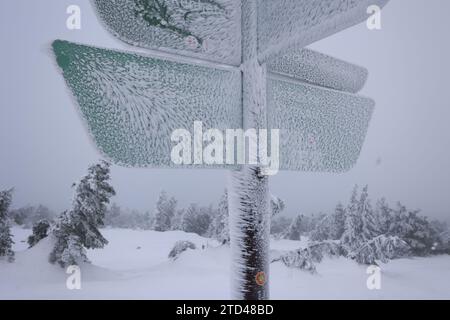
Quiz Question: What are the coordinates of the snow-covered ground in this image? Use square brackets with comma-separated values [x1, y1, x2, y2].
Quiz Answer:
[1, 227, 449, 300]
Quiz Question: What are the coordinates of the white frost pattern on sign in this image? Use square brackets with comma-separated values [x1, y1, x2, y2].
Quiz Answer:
[267, 78, 374, 172]
[257, 0, 389, 62]
[267, 48, 368, 94]
[91, 0, 242, 65]
[52, 40, 242, 168]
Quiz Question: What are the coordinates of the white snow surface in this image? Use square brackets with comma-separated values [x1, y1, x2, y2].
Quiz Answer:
[1, 228, 450, 300]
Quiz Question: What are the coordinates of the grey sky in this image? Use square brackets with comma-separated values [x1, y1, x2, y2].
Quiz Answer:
[1, 0, 449, 220]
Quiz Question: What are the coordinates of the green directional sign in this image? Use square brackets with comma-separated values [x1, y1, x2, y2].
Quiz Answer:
[267, 48, 369, 94]
[53, 40, 242, 168]
[257, 0, 389, 62]
[91, 0, 242, 65]
[267, 77, 374, 172]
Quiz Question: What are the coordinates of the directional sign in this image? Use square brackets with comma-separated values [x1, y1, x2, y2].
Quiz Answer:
[257, 0, 389, 62]
[91, 0, 242, 65]
[267, 76, 374, 172]
[52, 40, 242, 168]
[267, 48, 368, 94]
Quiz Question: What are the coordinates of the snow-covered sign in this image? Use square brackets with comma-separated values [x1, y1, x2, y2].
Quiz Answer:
[267, 49, 374, 172]
[52, 40, 242, 168]
[91, 0, 242, 65]
[257, 0, 389, 62]
[268, 77, 373, 172]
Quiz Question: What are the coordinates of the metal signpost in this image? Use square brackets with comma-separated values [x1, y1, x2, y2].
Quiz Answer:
[53, 0, 389, 300]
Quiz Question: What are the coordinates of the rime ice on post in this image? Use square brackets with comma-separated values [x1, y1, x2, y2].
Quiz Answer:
[52, 0, 390, 300]
[229, 0, 270, 300]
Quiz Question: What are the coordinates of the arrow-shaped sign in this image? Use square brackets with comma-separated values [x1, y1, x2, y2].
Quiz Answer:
[257, 0, 389, 62]
[91, 0, 242, 65]
[53, 40, 242, 169]
[267, 48, 369, 94]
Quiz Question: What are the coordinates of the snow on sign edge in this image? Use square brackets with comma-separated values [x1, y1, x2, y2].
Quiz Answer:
[90, 0, 242, 66]
[258, 0, 390, 63]
[51, 40, 242, 169]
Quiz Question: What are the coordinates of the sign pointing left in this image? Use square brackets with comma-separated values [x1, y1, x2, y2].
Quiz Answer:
[91, 0, 242, 65]
[52, 40, 242, 168]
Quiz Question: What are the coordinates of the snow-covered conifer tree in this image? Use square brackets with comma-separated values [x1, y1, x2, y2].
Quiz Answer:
[270, 216, 292, 236]
[270, 195, 285, 217]
[152, 191, 177, 232]
[170, 209, 184, 231]
[341, 185, 362, 253]
[105, 203, 121, 228]
[376, 198, 392, 234]
[310, 215, 332, 241]
[0, 189, 14, 262]
[353, 234, 410, 265]
[387, 203, 437, 256]
[27, 219, 51, 248]
[49, 160, 115, 267]
[359, 186, 381, 242]
[181, 204, 212, 236]
[209, 189, 230, 244]
[284, 214, 303, 241]
[329, 203, 346, 240]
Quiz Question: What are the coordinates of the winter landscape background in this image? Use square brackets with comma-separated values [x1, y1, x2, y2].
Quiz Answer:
[1, 0, 450, 299]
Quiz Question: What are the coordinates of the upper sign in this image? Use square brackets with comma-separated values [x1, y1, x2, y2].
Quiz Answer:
[92, 0, 389, 66]
[91, 0, 242, 66]
[257, 0, 389, 62]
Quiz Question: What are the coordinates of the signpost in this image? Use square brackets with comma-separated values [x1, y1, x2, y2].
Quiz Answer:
[53, 0, 389, 299]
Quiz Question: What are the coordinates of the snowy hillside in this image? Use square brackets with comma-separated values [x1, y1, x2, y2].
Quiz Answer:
[1, 227, 449, 300]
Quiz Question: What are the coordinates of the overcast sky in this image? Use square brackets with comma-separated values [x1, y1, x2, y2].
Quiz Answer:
[1, 0, 449, 220]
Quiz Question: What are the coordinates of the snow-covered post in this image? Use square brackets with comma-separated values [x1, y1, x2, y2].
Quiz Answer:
[229, 0, 270, 300]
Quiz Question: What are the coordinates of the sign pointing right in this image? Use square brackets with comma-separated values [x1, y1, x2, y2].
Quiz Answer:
[258, 0, 389, 63]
